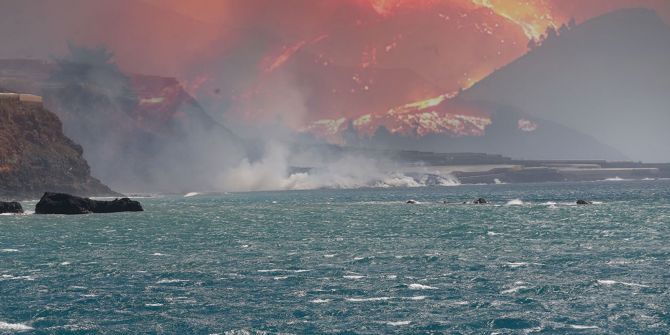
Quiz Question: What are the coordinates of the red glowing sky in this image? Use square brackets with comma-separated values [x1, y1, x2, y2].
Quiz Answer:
[1, 0, 669, 127]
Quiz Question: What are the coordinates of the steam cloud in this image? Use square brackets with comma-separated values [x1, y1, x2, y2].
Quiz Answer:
[218, 142, 460, 192]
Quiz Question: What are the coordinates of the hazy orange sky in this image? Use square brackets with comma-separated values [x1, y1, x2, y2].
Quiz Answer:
[1, 0, 669, 124]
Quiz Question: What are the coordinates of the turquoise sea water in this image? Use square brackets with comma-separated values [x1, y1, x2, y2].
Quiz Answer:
[1, 180, 669, 334]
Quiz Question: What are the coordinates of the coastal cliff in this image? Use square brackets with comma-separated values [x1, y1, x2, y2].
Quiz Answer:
[0, 93, 115, 200]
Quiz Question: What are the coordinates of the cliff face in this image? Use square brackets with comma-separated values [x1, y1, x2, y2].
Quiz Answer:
[0, 58, 244, 193]
[0, 94, 115, 200]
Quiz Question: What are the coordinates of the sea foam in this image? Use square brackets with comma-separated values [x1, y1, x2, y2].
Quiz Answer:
[0, 321, 33, 331]
[408, 283, 438, 290]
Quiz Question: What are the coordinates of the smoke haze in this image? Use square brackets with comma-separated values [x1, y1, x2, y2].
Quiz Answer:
[2, 0, 670, 192]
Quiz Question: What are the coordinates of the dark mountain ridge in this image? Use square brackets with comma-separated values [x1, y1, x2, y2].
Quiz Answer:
[461, 8, 670, 162]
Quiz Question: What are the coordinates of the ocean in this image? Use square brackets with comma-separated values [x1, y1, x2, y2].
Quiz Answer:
[1, 180, 669, 334]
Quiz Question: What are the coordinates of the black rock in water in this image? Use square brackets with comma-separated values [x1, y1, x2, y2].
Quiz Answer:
[93, 197, 144, 213]
[35, 192, 143, 215]
[0, 201, 23, 214]
[473, 198, 488, 204]
[576, 199, 593, 205]
[406, 200, 418, 204]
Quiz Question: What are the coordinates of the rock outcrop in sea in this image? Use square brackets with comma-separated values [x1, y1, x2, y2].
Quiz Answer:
[35, 192, 143, 214]
[0, 201, 23, 213]
[472, 198, 488, 204]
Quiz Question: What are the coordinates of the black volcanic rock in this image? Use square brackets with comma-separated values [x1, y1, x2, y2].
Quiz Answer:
[576, 200, 592, 205]
[91, 197, 144, 213]
[35, 192, 143, 215]
[473, 198, 488, 204]
[0, 201, 23, 213]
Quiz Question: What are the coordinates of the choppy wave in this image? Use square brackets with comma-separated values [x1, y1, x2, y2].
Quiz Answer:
[1, 274, 36, 281]
[505, 199, 524, 206]
[408, 283, 438, 290]
[310, 299, 331, 304]
[569, 325, 600, 329]
[346, 297, 392, 302]
[0, 321, 33, 331]
[597, 279, 650, 288]
[603, 177, 629, 181]
[1, 180, 668, 333]
[156, 279, 190, 284]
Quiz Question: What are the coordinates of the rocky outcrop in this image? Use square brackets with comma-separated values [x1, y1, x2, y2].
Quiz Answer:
[0, 201, 23, 213]
[35, 192, 143, 214]
[576, 200, 592, 205]
[472, 198, 488, 204]
[0, 94, 116, 199]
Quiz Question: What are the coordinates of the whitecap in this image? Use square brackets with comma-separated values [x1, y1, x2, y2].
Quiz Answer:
[151, 253, 165, 256]
[0, 321, 33, 331]
[504, 262, 542, 268]
[408, 283, 438, 290]
[145, 303, 164, 307]
[386, 321, 411, 326]
[504, 262, 529, 268]
[310, 299, 331, 304]
[505, 199, 524, 206]
[569, 325, 599, 329]
[323, 254, 336, 258]
[0, 274, 36, 281]
[487, 231, 502, 236]
[273, 276, 288, 280]
[343, 275, 365, 279]
[606, 259, 632, 265]
[156, 279, 189, 284]
[597, 279, 649, 288]
[0, 249, 19, 252]
[501, 286, 529, 294]
[184, 192, 200, 197]
[406, 296, 427, 300]
[60, 262, 71, 266]
[346, 297, 392, 302]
